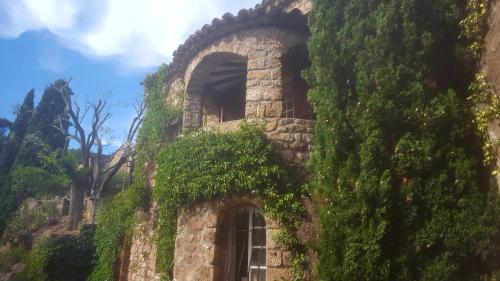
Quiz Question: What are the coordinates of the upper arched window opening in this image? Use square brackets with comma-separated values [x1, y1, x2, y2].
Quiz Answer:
[201, 55, 247, 124]
[282, 46, 314, 120]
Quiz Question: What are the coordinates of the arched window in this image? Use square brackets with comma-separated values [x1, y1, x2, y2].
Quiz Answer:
[282, 46, 314, 120]
[223, 207, 266, 281]
[201, 55, 247, 125]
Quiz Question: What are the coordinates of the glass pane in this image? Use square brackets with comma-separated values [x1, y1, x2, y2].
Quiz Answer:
[250, 248, 266, 266]
[250, 268, 266, 281]
[252, 229, 266, 246]
[235, 209, 249, 231]
[253, 212, 265, 228]
[235, 224, 249, 279]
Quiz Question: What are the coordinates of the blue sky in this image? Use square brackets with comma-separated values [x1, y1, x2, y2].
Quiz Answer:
[0, 0, 260, 148]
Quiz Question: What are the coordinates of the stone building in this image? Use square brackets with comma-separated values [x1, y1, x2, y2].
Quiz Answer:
[121, 0, 500, 280]
[123, 0, 315, 280]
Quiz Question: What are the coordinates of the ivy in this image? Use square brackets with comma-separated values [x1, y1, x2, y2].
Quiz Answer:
[90, 64, 180, 281]
[88, 182, 147, 281]
[468, 73, 500, 175]
[135, 64, 183, 177]
[307, 0, 500, 280]
[154, 122, 306, 280]
[462, 0, 500, 176]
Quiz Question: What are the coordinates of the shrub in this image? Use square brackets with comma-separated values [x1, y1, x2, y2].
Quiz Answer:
[11, 166, 68, 198]
[0, 245, 28, 273]
[25, 225, 96, 281]
[3, 199, 57, 246]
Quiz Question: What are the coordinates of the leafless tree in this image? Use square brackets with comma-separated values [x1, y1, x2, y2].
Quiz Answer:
[54, 79, 145, 230]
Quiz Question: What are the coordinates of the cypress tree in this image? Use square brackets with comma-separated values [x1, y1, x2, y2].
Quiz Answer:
[0, 90, 35, 234]
[27, 79, 69, 151]
[14, 80, 70, 167]
[0, 118, 12, 162]
[307, 0, 500, 280]
[0, 90, 34, 174]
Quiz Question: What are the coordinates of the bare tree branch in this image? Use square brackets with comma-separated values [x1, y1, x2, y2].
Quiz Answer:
[53, 79, 145, 227]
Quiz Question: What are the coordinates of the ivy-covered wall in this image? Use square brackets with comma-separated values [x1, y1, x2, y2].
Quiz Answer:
[89, 1, 500, 281]
[307, 0, 500, 280]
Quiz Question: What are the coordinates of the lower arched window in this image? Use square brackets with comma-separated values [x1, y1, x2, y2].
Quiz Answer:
[223, 207, 266, 281]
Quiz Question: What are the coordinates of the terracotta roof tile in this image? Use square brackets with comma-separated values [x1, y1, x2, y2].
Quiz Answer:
[164, 1, 307, 84]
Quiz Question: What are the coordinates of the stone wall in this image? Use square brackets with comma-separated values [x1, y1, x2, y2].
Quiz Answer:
[206, 117, 314, 166]
[81, 197, 102, 225]
[127, 212, 161, 281]
[182, 27, 307, 131]
[172, 195, 293, 281]
[167, 78, 185, 110]
[265, 118, 314, 165]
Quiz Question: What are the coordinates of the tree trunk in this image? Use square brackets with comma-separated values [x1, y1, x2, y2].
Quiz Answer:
[67, 182, 85, 230]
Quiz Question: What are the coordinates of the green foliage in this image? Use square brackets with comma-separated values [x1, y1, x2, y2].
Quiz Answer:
[469, 73, 500, 175]
[307, 0, 500, 280]
[10, 166, 68, 198]
[3, 199, 59, 245]
[90, 65, 179, 281]
[89, 182, 148, 281]
[0, 245, 28, 273]
[0, 89, 34, 174]
[25, 225, 96, 281]
[25, 80, 69, 152]
[154, 123, 305, 279]
[0, 118, 12, 158]
[135, 64, 182, 177]
[101, 171, 129, 198]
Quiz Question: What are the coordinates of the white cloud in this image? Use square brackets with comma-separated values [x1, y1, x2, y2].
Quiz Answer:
[0, 0, 261, 68]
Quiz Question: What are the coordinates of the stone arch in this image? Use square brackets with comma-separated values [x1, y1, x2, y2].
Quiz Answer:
[214, 197, 264, 281]
[212, 195, 288, 281]
[181, 28, 308, 131]
[172, 195, 291, 281]
[183, 52, 248, 130]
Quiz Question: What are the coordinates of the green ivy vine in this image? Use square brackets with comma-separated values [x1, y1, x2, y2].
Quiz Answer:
[90, 64, 180, 281]
[468, 73, 500, 175]
[461, 0, 500, 176]
[88, 182, 147, 281]
[154, 122, 307, 280]
[307, 0, 500, 280]
[135, 64, 183, 178]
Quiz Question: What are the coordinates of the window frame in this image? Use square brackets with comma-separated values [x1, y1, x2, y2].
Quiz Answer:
[226, 206, 267, 281]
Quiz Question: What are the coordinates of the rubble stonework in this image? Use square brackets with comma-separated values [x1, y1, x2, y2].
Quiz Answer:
[182, 27, 307, 130]
[207, 118, 314, 166]
[172, 196, 293, 281]
[126, 0, 313, 280]
[127, 213, 161, 281]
